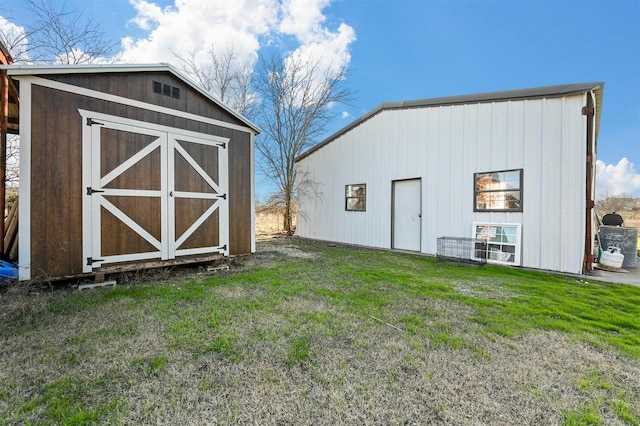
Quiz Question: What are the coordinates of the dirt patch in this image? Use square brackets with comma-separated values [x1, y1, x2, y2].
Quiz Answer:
[232, 235, 316, 270]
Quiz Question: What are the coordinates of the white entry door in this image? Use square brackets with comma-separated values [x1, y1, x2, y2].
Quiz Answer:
[81, 111, 229, 272]
[392, 179, 422, 251]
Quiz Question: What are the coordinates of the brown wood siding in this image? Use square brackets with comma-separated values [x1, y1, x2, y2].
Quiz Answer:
[101, 130, 161, 190]
[228, 129, 252, 255]
[174, 139, 219, 192]
[29, 73, 254, 278]
[30, 85, 84, 278]
[101, 197, 161, 256]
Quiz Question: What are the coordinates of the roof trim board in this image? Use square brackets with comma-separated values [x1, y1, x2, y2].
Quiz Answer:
[0, 62, 261, 134]
[296, 82, 604, 162]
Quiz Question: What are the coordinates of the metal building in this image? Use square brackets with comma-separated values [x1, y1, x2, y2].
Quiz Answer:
[295, 83, 604, 274]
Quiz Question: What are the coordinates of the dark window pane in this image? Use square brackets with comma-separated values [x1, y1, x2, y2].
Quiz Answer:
[346, 198, 366, 211]
[346, 184, 365, 198]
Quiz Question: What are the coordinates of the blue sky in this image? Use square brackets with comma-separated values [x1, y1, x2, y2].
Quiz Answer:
[2, 0, 639, 199]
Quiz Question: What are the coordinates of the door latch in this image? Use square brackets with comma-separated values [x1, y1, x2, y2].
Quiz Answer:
[87, 187, 105, 195]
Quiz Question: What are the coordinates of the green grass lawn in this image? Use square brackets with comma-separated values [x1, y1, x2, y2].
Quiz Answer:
[1, 237, 639, 425]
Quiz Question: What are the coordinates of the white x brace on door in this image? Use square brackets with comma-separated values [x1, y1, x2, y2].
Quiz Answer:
[81, 111, 229, 272]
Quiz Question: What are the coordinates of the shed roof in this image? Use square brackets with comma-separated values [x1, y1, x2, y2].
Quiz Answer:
[297, 82, 604, 162]
[0, 62, 260, 134]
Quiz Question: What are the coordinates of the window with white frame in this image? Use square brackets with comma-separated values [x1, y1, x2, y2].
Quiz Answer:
[345, 184, 366, 211]
[472, 222, 521, 266]
[474, 169, 523, 212]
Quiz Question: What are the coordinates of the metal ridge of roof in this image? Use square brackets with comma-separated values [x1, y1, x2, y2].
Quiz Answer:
[296, 82, 604, 162]
[0, 62, 261, 134]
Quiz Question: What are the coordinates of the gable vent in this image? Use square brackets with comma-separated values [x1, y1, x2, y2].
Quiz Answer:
[152, 80, 181, 99]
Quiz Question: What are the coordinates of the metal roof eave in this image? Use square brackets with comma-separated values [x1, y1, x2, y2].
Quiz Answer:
[296, 82, 604, 162]
[592, 84, 604, 140]
[0, 63, 261, 135]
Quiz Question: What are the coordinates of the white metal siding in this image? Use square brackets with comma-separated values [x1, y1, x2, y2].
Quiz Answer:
[297, 93, 588, 273]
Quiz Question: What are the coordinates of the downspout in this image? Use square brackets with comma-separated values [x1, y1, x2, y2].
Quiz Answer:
[582, 93, 596, 273]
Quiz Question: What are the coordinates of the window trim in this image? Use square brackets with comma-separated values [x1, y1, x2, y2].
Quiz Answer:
[474, 168, 523, 212]
[345, 183, 366, 212]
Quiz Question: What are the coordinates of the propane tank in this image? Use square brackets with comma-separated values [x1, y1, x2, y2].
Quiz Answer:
[599, 246, 624, 269]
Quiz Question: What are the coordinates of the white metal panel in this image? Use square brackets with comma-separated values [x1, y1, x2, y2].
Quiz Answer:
[539, 98, 563, 272]
[521, 99, 544, 269]
[506, 101, 526, 165]
[435, 106, 453, 235]
[475, 103, 493, 169]
[559, 94, 588, 271]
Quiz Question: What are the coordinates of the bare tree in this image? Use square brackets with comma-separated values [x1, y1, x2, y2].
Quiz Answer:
[254, 53, 354, 235]
[0, 15, 28, 63]
[1, 0, 117, 64]
[1, 0, 117, 216]
[173, 46, 257, 118]
[596, 193, 633, 216]
[4, 134, 19, 187]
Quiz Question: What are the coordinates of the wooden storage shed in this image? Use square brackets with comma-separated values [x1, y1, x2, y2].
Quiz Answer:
[295, 83, 604, 275]
[0, 64, 259, 281]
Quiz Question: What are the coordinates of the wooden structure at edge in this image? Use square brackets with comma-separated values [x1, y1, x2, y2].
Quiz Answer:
[1, 42, 20, 259]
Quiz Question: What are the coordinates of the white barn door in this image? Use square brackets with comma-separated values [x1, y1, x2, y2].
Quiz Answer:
[392, 179, 422, 251]
[81, 111, 229, 272]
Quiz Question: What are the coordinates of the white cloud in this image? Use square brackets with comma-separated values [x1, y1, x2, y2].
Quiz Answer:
[0, 16, 29, 62]
[120, 0, 355, 83]
[596, 158, 640, 198]
[284, 22, 356, 76]
[341, 111, 350, 119]
[279, 0, 356, 77]
[272, 0, 356, 109]
[279, 0, 331, 42]
[128, 0, 166, 31]
[121, 0, 279, 68]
